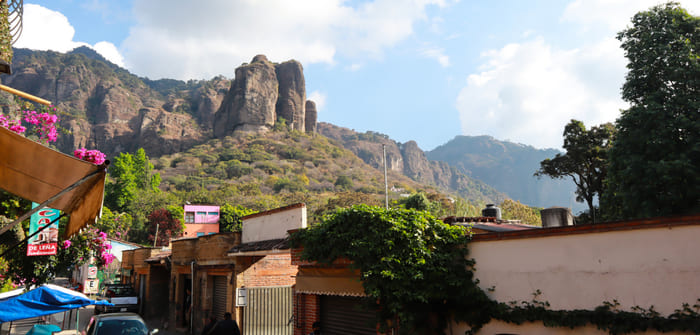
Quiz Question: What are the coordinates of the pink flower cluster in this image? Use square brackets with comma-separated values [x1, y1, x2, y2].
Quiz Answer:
[90, 229, 114, 267]
[23, 110, 58, 142]
[0, 109, 59, 143]
[74, 148, 107, 165]
[0, 114, 26, 134]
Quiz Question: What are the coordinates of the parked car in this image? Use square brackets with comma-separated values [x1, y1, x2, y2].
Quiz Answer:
[94, 284, 139, 314]
[84, 313, 158, 335]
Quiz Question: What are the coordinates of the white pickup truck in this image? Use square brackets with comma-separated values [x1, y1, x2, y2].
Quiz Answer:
[95, 284, 139, 314]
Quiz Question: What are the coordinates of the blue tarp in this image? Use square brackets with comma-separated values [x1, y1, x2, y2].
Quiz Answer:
[0, 284, 112, 322]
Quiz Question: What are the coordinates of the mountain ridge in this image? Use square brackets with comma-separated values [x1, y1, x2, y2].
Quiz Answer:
[0, 47, 579, 210]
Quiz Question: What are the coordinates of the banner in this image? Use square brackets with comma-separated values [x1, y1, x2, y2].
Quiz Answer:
[27, 203, 60, 256]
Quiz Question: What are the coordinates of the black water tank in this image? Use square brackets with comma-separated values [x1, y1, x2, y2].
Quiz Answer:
[482, 204, 501, 219]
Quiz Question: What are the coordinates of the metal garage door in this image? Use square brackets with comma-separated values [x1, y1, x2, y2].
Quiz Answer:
[243, 286, 293, 335]
[320, 295, 376, 335]
[211, 275, 228, 321]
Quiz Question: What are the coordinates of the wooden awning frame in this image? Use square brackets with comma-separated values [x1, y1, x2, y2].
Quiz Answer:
[0, 126, 107, 238]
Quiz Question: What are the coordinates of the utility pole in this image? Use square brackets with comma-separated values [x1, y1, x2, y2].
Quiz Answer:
[153, 223, 159, 247]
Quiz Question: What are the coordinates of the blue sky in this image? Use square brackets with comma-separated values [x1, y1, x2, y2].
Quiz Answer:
[14, 0, 700, 151]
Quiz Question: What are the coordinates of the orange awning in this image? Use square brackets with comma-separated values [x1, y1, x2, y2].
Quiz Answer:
[0, 126, 107, 238]
[295, 267, 366, 297]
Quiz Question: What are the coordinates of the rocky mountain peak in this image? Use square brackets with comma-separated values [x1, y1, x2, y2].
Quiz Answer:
[213, 55, 316, 137]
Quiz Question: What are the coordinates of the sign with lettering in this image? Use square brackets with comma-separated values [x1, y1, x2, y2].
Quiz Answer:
[84, 279, 99, 294]
[27, 203, 60, 256]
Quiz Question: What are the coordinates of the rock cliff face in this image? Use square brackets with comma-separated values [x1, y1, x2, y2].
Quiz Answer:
[213, 55, 316, 138]
[3, 49, 318, 157]
[305, 100, 317, 133]
[213, 55, 278, 136]
[316, 122, 505, 203]
[275, 60, 306, 131]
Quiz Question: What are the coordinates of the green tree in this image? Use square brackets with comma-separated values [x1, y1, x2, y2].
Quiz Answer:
[403, 192, 430, 211]
[218, 204, 257, 232]
[499, 199, 542, 226]
[290, 205, 494, 334]
[133, 148, 161, 191]
[602, 3, 700, 219]
[105, 152, 137, 211]
[105, 149, 161, 212]
[94, 207, 133, 239]
[535, 120, 615, 219]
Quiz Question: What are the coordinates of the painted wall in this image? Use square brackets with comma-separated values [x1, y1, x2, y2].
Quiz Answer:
[184, 204, 220, 224]
[453, 222, 700, 334]
[242, 203, 307, 243]
[183, 204, 220, 237]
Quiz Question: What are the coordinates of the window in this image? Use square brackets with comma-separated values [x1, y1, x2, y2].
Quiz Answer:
[207, 211, 218, 216]
[185, 212, 194, 224]
[196, 232, 204, 237]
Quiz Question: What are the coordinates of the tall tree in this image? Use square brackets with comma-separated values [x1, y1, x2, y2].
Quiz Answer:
[602, 3, 700, 219]
[105, 149, 162, 212]
[536, 120, 615, 218]
[147, 208, 183, 247]
[218, 204, 257, 232]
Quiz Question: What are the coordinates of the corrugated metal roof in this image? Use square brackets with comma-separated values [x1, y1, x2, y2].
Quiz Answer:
[227, 238, 289, 254]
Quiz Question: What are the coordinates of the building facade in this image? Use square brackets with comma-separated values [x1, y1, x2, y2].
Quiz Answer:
[183, 204, 220, 237]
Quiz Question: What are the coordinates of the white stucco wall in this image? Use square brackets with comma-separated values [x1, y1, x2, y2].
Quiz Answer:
[454, 223, 700, 334]
[242, 204, 307, 243]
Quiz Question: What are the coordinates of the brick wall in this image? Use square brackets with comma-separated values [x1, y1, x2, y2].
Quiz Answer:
[294, 293, 320, 335]
[238, 253, 297, 287]
[196, 233, 239, 263]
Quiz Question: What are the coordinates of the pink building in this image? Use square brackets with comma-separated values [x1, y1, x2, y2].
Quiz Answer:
[183, 204, 220, 237]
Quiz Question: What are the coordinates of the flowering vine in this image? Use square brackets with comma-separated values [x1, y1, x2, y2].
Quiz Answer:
[74, 148, 107, 165]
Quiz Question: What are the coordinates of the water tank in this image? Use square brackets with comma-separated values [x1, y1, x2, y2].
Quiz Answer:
[481, 204, 501, 220]
[540, 207, 574, 227]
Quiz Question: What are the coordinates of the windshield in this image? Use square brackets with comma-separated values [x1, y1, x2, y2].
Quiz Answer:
[95, 319, 148, 335]
[103, 285, 136, 297]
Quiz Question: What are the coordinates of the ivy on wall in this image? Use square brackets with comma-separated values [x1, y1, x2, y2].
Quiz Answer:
[290, 205, 700, 335]
[0, 2, 12, 65]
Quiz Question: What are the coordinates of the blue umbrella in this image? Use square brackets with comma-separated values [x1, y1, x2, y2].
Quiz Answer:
[0, 284, 112, 322]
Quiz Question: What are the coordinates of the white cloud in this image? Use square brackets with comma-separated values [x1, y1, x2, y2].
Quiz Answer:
[456, 37, 627, 149]
[454, 0, 700, 149]
[93, 41, 125, 67]
[122, 0, 445, 80]
[420, 47, 450, 67]
[562, 0, 700, 32]
[308, 90, 326, 114]
[14, 4, 83, 52]
[14, 4, 126, 67]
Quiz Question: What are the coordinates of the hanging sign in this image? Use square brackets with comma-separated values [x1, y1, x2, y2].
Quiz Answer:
[27, 203, 60, 256]
[84, 279, 100, 294]
[87, 265, 98, 279]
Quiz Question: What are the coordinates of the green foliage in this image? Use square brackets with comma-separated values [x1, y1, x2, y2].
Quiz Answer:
[290, 205, 494, 334]
[218, 204, 257, 232]
[602, 3, 700, 220]
[535, 119, 614, 218]
[499, 199, 542, 226]
[0, 1, 12, 64]
[334, 175, 353, 190]
[291, 205, 700, 334]
[404, 192, 430, 211]
[94, 207, 133, 239]
[1, 224, 112, 289]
